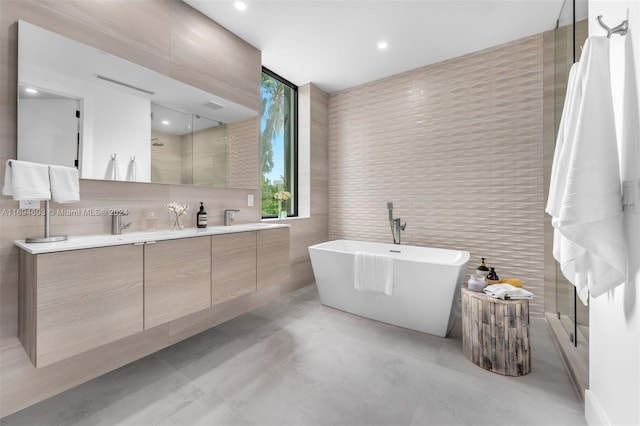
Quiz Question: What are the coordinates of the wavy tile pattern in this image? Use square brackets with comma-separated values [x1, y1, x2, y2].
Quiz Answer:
[228, 117, 259, 189]
[329, 35, 545, 317]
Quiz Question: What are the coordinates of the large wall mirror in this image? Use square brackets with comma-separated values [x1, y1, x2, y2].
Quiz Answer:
[17, 21, 259, 189]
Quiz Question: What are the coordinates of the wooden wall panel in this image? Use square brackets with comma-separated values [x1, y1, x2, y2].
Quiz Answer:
[257, 228, 290, 289]
[169, 0, 261, 111]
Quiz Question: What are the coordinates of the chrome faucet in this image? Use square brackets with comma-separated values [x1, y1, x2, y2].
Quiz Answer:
[387, 202, 406, 245]
[111, 211, 131, 235]
[224, 209, 240, 226]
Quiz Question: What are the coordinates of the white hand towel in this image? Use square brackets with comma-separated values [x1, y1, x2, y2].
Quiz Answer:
[2, 159, 51, 200]
[49, 165, 80, 203]
[547, 36, 627, 303]
[483, 284, 533, 300]
[354, 252, 394, 296]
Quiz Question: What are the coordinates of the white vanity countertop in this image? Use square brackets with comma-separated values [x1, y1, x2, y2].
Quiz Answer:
[15, 223, 290, 254]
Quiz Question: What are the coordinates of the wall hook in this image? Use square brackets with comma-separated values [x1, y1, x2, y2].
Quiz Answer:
[596, 15, 629, 38]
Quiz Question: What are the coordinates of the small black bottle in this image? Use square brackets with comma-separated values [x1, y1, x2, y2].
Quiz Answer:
[197, 202, 207, 228]
[487, 267, 500, 284]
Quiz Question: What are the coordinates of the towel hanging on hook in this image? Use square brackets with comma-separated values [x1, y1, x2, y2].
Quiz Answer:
[596, 15, 629, 38]
[127, 156, 137, 182]
[107, 153, 119, 180]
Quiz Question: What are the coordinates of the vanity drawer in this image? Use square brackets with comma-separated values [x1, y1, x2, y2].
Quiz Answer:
[143, 236, 211, 329]
[212, 231, 257, 304]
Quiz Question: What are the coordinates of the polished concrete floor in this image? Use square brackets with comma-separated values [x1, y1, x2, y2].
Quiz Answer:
[3, 285, 586, 426]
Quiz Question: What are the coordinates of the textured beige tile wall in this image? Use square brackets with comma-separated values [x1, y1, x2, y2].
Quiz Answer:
[228, 117, 260, 189]
[193, 125, 227, 187]
[151, 119, 258, 189]
[151, 130, 183, 184]
[329, 34, 545, 317]
[543, 27, 557, 315]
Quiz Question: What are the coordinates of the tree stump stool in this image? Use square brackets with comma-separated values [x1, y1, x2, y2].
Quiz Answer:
[461, 287, 531, 376]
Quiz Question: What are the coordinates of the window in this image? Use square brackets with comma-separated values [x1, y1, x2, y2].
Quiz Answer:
[261, 67, 298, 218]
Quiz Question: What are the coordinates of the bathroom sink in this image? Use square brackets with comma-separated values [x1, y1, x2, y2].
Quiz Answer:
[216, 223, 279, 232]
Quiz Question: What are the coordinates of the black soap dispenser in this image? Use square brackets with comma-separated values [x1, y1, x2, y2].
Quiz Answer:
[476, 257, 490, 279]
[197, 202, 207, 228]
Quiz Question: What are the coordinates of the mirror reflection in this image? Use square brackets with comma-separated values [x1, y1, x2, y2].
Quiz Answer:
[151, 104, 228, 187]
[17, 20, 258, 188]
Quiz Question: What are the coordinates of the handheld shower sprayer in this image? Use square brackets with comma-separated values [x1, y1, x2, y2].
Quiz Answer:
[387, 201, 394, 222]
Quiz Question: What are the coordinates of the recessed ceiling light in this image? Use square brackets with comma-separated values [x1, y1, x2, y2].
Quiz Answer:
[234, 1, 247, 11]
[25, 87, 38, 94]
[161, 120, 170, 125]
[377, 41, 389, 50]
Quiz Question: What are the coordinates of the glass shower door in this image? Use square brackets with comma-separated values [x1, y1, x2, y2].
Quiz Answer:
[553, 0, 589, 346]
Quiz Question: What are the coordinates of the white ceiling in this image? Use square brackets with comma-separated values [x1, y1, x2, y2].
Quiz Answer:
[185, 0, 570, 93]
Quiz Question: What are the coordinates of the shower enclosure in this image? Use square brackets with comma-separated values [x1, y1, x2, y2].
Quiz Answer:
[553, 0, 589, 348]
[543, 0, 590, 400]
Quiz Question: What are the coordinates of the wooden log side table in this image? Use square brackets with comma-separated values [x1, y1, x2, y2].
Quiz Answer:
[461, 287, 531, 376]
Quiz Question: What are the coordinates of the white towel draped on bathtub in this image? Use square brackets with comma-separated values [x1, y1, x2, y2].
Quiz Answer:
[354, 252, 394, 296]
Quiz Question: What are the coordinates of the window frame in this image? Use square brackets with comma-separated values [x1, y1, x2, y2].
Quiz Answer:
[261, 67, 298, 219]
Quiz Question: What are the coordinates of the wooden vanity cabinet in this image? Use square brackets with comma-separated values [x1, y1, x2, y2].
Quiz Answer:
[18, 226, 290, 367]
[211, 231, 257, 304]
[257, 227, 290, 289]
[19, 245, 144, 368]
[143, 236, 211, 329]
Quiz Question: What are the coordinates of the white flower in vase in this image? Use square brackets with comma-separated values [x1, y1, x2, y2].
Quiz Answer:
[166, 202, 189, 230]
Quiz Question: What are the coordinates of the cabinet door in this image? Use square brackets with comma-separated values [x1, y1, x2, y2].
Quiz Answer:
[212, 231, 257, 304]
[35, 244, 143, 367]
[257, 228, 290, 289]
[144, 236, 211, 329]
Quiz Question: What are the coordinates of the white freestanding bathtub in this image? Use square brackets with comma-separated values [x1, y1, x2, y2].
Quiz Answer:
[308, 240, 470, 337]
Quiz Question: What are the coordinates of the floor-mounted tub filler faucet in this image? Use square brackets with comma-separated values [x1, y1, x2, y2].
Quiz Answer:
[224, 209, 240, 226]
[387, 202, 406, 245]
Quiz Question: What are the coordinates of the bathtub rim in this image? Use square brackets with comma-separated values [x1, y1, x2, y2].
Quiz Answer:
[309, 239, 470, 267]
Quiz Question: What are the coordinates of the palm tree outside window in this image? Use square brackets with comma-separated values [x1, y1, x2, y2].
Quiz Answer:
[261, 68, 298, 218]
